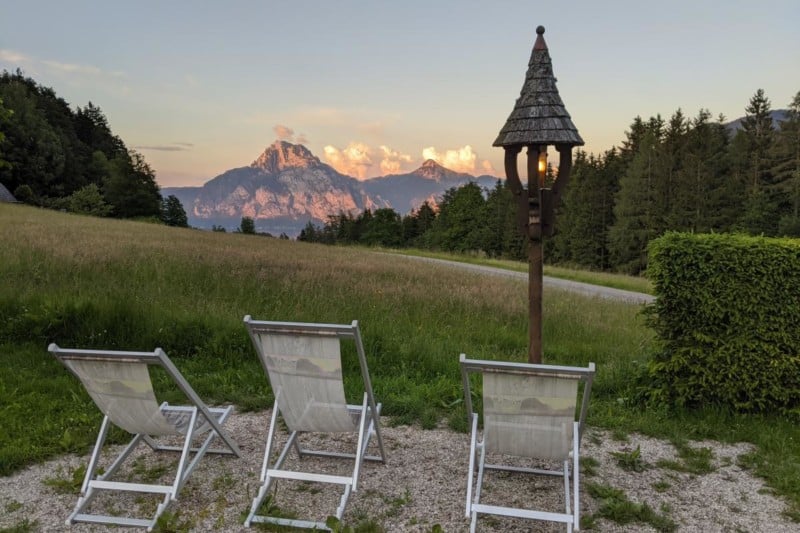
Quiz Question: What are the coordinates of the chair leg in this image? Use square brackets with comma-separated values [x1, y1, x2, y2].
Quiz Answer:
[573, 421, 580, 531]
[69, 417, 198, 530]
[352, 393, 369, 492]
[470, 435, 488, 533]
[258, 399, 282, 483]
[171, 407, 199, 496]
[370, 402, 386, 464]
[246, 400, 287, 527]
[178, 406, 237, 484]
[68, 415, 111, 525]
[245, 398, 379, 529]
[465, 412, 478, 519]
[335, 484, 353, 520]
[564, 459, 573, 533]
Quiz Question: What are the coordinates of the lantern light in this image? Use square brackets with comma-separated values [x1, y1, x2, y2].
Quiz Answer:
[538, 151, 547, 183]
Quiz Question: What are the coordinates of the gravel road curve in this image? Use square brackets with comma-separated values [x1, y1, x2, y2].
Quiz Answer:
[393, 255, 655, 305]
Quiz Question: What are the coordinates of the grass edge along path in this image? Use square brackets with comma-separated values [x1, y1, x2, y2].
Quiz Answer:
[383, 247, 654, 295]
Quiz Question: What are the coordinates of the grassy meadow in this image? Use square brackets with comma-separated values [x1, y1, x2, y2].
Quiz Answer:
[1, 203, 799, 519]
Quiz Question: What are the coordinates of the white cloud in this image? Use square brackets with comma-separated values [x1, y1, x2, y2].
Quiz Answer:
[0, 49, 127, 87]
[41, 60, 102, 76]
[481, 159, 496, 174]
[0, 49, 29, 63]
[324, 142, 414, 179]
[323, 142, 374, 180]
[273, 124, 295, 141]
[378, 145, 413, 175]
[422, 145, 480, 174]
[41, 59, 125, 80]
[272, 124, 308, 145]
[135, 143, 194, 152]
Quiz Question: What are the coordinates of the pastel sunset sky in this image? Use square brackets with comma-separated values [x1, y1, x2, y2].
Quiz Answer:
[1, 0, 798, 187]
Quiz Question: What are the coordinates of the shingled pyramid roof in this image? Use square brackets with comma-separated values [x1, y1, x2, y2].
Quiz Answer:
[493, 26, 583, 148]
[0, 182, 18, 203]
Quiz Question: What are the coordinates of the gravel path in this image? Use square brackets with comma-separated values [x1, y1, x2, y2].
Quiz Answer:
[1, 410, 795, 532]
[390, 255, 655, 305]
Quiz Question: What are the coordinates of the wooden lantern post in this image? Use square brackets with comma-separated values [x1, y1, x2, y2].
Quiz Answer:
[493, 26, 584, 363]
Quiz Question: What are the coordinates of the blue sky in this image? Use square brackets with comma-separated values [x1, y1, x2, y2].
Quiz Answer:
[1, 0, 798, 187]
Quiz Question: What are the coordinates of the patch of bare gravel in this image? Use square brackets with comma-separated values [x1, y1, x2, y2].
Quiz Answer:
[1, 409, 797, 532]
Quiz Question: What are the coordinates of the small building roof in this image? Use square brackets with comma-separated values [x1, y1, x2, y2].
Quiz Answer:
[493, 26, 584, 148]
[0, 182, 18, 203]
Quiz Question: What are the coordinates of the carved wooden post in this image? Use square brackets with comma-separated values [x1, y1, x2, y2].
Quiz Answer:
[493, 26, 583, 363]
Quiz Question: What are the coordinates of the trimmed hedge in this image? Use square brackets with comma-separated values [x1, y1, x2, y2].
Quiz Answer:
[644, 232, 800, 415]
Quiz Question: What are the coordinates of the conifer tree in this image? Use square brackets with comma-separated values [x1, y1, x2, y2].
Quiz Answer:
[555, 150, 620, 269]
[482, 180, 512, 258]
[362, 208, 403, 247]
[161, 195, 188, 227]
[238, 216, 256, 234]
[426, 183, 486, 252]
[609, 131, 661, 274]
[741, 89, 775, 192]
[660, 109, 689, 228]
[673, 109, 738, 232]
[737, 89, 778, 234]
[415, 201, 436, 235]
[771, 91, 800, 235]
[0, 97, 10, 169]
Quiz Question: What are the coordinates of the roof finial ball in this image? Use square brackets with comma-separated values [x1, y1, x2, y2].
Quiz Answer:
[536, 25, 545, 35]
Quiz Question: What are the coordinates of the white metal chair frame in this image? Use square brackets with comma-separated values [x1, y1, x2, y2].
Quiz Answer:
[49, 344, 242, 531]
[460, 354, 595, 533]
[243, 316, 387, 530]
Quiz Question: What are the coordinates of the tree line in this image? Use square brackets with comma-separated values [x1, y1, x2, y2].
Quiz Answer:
[2, 72, 797, 272]
[0, 70, 187, 226]
[298, 182, 528, 259]
[301, 89, 800, 274]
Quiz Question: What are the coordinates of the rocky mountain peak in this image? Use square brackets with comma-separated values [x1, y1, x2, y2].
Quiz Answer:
[415, 159, 447, 180]
[250, 140, 321, 173]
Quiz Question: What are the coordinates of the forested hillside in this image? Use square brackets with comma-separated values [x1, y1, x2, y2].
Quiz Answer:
[0, 70, 185, 225]
[303, 90, 800, 274]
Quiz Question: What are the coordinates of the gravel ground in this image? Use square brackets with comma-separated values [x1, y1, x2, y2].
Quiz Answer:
[1, 409, 796, 532]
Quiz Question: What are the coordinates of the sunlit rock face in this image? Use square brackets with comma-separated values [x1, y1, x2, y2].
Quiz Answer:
[250, 141, 321, 173]
[190, 141, 385, 232]
[415, 159, 453, 181]
[162, 141, 497, 236]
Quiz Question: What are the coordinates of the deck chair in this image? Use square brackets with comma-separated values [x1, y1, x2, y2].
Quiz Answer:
[460, 354, 595, 533]
[243, 316, 386, 530]
[48, 344, 242, 531]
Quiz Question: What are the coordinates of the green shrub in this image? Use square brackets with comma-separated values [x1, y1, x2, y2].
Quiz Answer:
[67, 184, 113, 217]
[644, 232, 800, 415]
[13, 184, 36, 205]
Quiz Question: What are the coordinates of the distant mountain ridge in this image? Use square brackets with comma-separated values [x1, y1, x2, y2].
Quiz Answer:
[725, 109, 789, 133]
[362, 159, 497, 215]
[163, 141, 498, 236]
